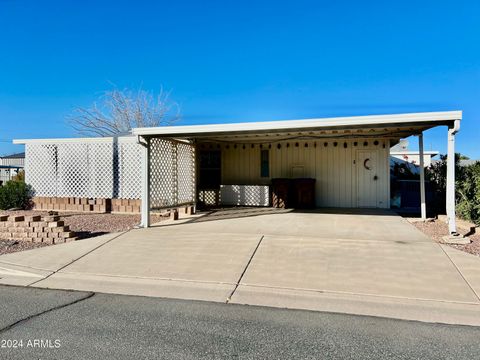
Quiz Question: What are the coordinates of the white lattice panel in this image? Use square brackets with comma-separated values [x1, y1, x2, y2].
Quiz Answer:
[25, 137, 142, 199]
[220, 185, 270, 206]
[25, 144, 58, 196]
[25, 136, 194, 207]
[118, 142, 142, 199]
[149, 139, 195, 209]
[198, 190, 218, 206]
[177, 142, 196, 204]
[149, 138, 175, 208]
[88, 142, 114, 198]
[57, 143, 90, 197]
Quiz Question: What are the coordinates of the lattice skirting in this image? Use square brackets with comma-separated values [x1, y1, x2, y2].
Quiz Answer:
[32, 196, 141, 214]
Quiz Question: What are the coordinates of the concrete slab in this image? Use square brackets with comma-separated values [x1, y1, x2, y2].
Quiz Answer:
[162, 209, 431, 243]
[35, 272, 235, 303]
[239, 235, 479, 303]
[54, 228, 262, 284]
[0, 262, 50, 286]
[441, 245, 480, 301]
[0, 232, 125, 272]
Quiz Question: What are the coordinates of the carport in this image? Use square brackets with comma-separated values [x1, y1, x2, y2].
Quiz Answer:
[132, 111, 462, 234]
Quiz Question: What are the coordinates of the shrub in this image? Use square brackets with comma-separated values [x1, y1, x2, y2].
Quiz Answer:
[456, 162, 480, 225]
[427, 154, 480, 225]
[0, 180, 33, 210]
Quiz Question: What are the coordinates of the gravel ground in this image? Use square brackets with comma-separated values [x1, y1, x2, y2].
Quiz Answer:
[413, 219, 480, 257]
[0, 239, 49, 255]
[0, 210, 168, 255]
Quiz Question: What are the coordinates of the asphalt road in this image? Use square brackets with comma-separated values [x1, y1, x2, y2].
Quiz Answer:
[0, 286, 479, 359]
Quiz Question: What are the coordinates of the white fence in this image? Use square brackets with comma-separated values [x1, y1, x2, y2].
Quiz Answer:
[26, 137, 142, 199]
[149, 138, 196, 209]
[0, 168, 21, 185]
[25, 136, 196, 208]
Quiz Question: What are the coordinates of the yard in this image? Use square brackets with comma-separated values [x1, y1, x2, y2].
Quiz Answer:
[413, 218, 480, 257]
[0, 210, 168, 255]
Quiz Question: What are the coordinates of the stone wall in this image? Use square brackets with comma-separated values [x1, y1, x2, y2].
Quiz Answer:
[32, 197, 141, 214]
[110, 199, 141, 214]
[0, 213, 76, 244]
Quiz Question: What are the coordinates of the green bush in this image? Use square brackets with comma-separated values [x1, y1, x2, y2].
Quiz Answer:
[427, 154, 480, 225]
[0, 180, 33, 210]
[456, 162, 480, 225]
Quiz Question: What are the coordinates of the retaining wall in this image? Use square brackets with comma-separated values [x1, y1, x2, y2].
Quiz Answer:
[0, 214, 76, 244]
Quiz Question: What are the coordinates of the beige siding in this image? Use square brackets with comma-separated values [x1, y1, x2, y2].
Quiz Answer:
[200, 138, 390, 209]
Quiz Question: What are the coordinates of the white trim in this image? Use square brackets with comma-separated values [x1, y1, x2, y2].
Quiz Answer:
[13, 135, 137, 145]
[132, 111, 462, 137]
[390, 151, 439, 156]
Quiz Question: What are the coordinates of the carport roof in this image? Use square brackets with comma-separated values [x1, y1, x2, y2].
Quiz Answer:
[132, 111, 462, 141]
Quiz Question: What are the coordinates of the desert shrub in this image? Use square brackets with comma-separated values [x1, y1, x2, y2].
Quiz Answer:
[427, 154, 480, 224]
[456, 162, 480, 225]
[0, 180, 33, 210]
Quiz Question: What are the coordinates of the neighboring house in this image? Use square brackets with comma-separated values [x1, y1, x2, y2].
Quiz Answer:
[0, 152, 25, 185]
[390, 140, 438, 167]
[14, 110, 463, 234]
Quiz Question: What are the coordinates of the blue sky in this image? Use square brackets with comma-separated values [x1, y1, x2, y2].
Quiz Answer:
[1, 0, 479, 157]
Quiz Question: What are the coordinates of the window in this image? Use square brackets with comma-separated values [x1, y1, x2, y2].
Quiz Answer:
[260, 149, 269, 177]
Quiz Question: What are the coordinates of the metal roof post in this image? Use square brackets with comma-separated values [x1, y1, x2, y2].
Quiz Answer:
[138, 136, 151, 228]
[418, 133, 426, 220]
[446, 120, 460, 234]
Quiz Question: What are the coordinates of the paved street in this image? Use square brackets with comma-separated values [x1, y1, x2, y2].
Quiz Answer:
[1, 285, 479, 359]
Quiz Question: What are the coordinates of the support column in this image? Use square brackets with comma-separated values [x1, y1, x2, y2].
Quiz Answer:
[418, 133, 426, 220]
[140, 137, 151, 228]
[446, 125, 457, 234]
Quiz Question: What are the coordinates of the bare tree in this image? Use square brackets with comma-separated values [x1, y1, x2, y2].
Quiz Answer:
[68, 87, 180, 137]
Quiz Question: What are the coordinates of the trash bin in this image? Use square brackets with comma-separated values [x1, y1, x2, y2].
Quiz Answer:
[292, 178, 316, 209]
[271, 178, 291, 208]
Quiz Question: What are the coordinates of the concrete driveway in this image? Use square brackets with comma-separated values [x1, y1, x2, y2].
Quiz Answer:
[1, 208, 479, 325]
